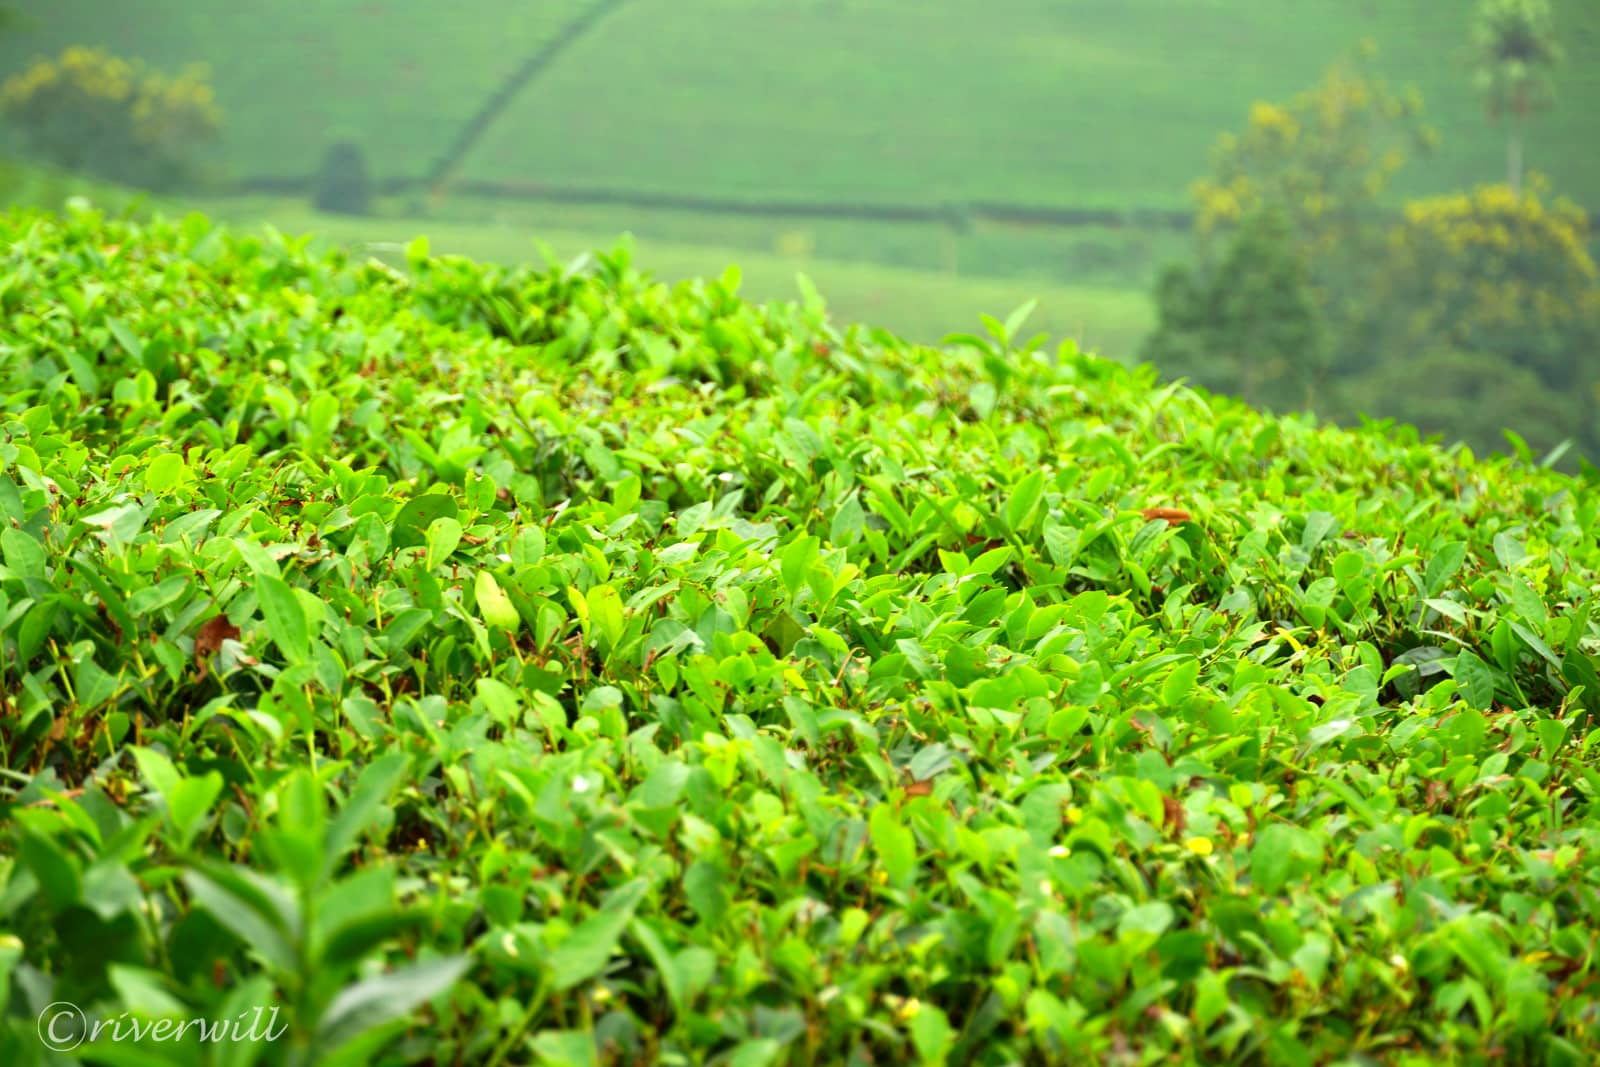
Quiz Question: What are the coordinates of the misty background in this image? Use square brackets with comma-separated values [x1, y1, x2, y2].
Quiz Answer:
[1, 0, 1596, 465]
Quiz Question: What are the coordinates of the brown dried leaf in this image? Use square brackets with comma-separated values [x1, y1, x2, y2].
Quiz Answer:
[1161, 794, 1187, 838]
[194, 614, 241, 681]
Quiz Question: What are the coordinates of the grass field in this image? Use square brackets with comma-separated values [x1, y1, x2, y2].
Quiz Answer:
[0, 163, 1156, 355]
[2, 0, 1596, 209]
[197, 195, 1157, 356]
[470, 0, 1600, 206]
[416, 194, 1193, 290]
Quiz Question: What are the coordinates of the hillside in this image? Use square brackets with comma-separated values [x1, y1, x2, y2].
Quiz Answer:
[0, 165, 1158, 351]
[462, 0, 1600, 208]
[2, 0, 1597, 209]
[0, 157, 154, 213]
[0, 0, 592, 179]
[2, 206, 1599, 1064]
[195, 194, 1158, 353]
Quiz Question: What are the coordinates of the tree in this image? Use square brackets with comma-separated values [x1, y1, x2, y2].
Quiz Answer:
[1142, 208, 1328, 413]
[0, 47, 221, 191]
[1189, 44, 1436, 368]
[313, 140, 374, 216]
[1472, 0, 1562, 195]
[1192, 44, 1434, 249]
[1339, 347, 1589, 460]
[0, 3, 33, 40]
[1372, 177, 1600, 392]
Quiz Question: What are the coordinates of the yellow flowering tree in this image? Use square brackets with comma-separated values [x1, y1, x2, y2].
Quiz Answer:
[1193, 45, 1435, 256]
[1369, 178, 1599, 440]
[0, 46, 221, 191]
[1152, 47, 1435, 413]
[1188, 45, 1437, 365]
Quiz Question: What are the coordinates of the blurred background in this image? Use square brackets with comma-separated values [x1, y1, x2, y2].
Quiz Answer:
[1, 0, 1596, 464]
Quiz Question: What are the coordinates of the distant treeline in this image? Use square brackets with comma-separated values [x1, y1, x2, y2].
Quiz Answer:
[231, 173, 1600, 233]
[230, 174, 1196, 231]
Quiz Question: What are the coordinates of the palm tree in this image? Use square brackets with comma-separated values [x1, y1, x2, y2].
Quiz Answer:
[1472, 0, 1562, 195]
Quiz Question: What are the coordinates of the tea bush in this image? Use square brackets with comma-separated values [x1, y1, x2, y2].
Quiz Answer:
[1, 204, 1599, 1065]
[0, 47, 221, 192]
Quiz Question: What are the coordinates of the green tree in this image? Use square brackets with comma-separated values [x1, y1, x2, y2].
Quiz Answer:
[1189, 44, 1435, 364]
[0, 46, 221, 191]
[1363, 177, 1600, 459]
[1472, 0, 1562, 195]
[1340, 347, 1590, 461]
[1142, 208, 1328, 413]
[313, 140, 374, 216]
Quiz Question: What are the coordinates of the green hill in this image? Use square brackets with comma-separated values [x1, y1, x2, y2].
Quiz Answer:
[194, 193, 1159, 352]
[2, 205, 1599, 1064]
[0, 0, 592, 178]
[0, 157, 154, 213]
[461, 0, 1600, 208]
[2, 0, 1597, 209]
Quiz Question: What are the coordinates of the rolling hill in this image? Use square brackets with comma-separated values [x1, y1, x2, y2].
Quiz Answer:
[2, 0, 1596, 211]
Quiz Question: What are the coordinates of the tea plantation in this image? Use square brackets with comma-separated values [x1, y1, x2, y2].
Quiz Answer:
[2, 204, 1599, 1065]
[7, 0, 1600, 206]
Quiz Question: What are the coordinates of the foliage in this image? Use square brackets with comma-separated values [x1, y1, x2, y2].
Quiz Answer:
[1370, 177, 1600, 394]
[1473, 0, 1563, 191]
[1165, 59, 1598, 464]
[1186, 45, 1438, 418]
[312, 141, 374, 217]
[1336, 347, 1591, 460]
[3, 206, 1600, 1065]
[1141, 208, 1327, 412]
[190, 197, 1162, 354]
[1192, 45, 1434, 249]
[0, 46, 220, 192]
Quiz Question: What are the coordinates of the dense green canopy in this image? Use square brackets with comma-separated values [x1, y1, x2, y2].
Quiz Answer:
[1, 206, 1598, 1064]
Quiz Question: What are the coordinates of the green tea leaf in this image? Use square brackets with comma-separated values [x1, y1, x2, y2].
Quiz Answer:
[424, 516, 463, 571]
[1425, 541, 1469, 596]
[475, 570, 520, 632]
[0, 528, 46, 580]
[257, 573, 310, 663]
[586, 583, 625, 649]
[314, 955, 469, 1054]
[869, 804, 916, 888]
[1454, 650, 1496, 710]
[548, 879, 651, 991]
